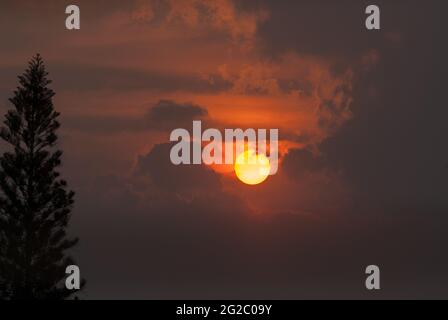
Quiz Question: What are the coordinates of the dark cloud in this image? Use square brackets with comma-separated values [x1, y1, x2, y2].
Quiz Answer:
[318, 2, 448, 213]
[145, 100, 208, 131]
[136, 142, 220, 193]
[61, 100, 209, 134]
[283, 148, 327, 180]
[251, 1, 417, 60]
[72, 170, 448, 299]
[269, 0, 448, 215]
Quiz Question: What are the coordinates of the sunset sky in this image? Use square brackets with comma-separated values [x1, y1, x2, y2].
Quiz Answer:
[0, 0, 447, 299]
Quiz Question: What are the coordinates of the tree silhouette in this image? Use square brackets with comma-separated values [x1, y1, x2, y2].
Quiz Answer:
[0, 55, 83, 299]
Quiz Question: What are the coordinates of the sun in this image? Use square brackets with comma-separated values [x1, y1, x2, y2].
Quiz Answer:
[234, 149, 271, 185]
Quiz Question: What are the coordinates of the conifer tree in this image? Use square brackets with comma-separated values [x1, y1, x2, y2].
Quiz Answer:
[0, 55, 82, 299]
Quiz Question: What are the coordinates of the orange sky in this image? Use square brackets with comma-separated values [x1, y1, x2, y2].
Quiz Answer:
[48, 1, 362, 178]
[0, 0, 373, 216]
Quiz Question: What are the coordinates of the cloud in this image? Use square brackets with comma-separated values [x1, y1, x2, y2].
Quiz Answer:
[73, 166, 448, 299]
[253, 1, 383, 60]
[132, 0, 269, 48]
[282, 148, 327, 180]
[136, 142, 220, 194]
[318, 15, 448, 213]
[145, 100, 208, 131]
[62, 99, 209, 134]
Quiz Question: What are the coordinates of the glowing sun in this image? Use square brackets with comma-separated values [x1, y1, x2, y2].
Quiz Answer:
[234, 149, 271, 185]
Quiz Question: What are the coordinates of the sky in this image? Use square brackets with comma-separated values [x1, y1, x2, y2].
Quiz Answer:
[0, 0, 447, 299]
